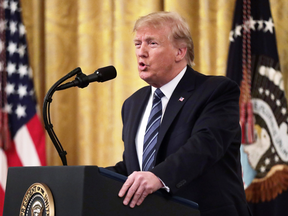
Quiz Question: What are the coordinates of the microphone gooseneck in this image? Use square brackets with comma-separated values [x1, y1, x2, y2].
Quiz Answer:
[43, 65, 117, 166]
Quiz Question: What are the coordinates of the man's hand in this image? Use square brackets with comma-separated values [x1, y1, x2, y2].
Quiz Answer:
[118, 171, 163, 208]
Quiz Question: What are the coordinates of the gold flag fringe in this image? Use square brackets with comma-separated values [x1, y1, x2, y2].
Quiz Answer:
[245, 164, 288, 203]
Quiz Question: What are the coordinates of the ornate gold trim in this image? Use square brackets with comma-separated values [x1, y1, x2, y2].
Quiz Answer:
[245, 164, 288, 203]
[19, 182, 55, 216]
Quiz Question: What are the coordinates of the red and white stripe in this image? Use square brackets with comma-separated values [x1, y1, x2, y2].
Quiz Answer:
[0, 114, 45, 214]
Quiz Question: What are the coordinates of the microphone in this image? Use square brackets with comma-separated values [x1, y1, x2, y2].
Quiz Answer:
[56, 65, 117, 90]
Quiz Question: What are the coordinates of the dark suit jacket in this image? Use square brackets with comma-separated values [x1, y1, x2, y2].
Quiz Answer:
[109, 66, 252, 216]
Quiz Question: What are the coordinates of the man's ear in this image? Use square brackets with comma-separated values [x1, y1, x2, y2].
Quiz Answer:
[175, 47, 187, 62]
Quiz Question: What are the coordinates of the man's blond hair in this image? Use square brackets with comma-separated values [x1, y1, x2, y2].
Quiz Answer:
[133, 11, 194, 67]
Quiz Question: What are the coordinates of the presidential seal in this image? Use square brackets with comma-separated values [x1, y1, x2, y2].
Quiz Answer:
[19, 183, 54, 216]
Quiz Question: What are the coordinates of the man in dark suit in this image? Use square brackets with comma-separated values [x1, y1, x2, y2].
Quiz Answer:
[108, 11, 252, 216]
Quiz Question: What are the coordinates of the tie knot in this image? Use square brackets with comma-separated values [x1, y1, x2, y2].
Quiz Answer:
[155, 88, 164, 99]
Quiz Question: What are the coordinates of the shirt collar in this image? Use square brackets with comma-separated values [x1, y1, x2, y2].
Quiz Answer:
[151, 66, 187, 100]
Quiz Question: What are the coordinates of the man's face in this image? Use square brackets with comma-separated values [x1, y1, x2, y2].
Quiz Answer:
[134, 25, 180, 88]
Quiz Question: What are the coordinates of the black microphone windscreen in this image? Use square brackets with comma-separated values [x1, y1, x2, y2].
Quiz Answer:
[96, 66, 117, 82]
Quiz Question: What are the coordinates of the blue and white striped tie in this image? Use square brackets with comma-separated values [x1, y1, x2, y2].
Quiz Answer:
[142, 88, 164, 171]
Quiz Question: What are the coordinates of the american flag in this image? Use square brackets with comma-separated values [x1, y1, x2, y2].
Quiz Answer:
[0, 0, 46, 214]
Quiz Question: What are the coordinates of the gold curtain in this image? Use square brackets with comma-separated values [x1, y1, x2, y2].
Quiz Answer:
[20, 0, 288, 167]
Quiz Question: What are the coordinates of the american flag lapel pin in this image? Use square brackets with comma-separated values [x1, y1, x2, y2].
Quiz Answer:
[179, 97, 184, 102]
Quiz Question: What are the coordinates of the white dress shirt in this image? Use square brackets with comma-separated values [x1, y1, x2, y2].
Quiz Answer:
[135, 66, 187, 170]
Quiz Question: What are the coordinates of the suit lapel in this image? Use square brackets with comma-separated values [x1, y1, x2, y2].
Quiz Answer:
[129, 88, 151, 140]
[127, 87, 151, 172]
[157, 67, 197, 151]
